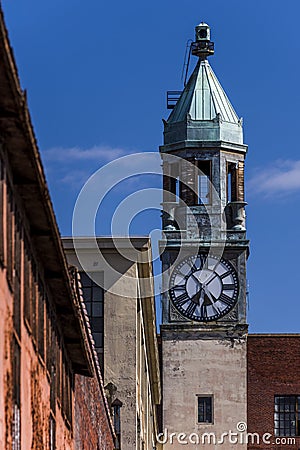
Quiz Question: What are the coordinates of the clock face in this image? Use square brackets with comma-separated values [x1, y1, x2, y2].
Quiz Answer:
[169, 254, 239, 322]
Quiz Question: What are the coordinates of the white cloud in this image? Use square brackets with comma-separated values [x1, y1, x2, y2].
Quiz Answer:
[42, 144, 133, 163]
[59, 170, 92, 188]
[42, 146, 156, 191]
[248, 160, 300, 197]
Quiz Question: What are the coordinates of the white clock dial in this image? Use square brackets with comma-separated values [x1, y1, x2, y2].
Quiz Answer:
[169, 254, 239, 322]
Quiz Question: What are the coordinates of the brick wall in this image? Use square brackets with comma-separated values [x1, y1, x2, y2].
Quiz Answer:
[247, 335, 300, 450]
[74, 374, 114, 450]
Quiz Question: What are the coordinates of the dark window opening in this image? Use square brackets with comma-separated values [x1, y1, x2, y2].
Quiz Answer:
[31, 263, 38, 344]
[13, 212, 21, 337]
[168, 164, 180, 202]
[60, 353, 73, 426]
[227, 162, 238, 203]
[80, 271, 104, 373]
[50, 361, 56, 413]
[197, 161, 211, 205]
[112, 398, 123, 449]
[274, 395, 300, 437]
[46, 301, 52, 375]
[23, 238, 32, 330]
[38, 280, 45, 361]
[198, 396, 213, 423]
[6, 183, 14, 288]
[56, 339, 62, 406]
[0, 157, 4, 264]
[199, 29, 207, 39]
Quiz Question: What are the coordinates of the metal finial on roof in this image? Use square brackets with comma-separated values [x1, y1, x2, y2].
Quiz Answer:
[192, 22, 214, 59]
[164, 21, 243, 145]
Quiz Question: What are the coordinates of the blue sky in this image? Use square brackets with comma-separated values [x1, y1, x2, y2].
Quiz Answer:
[3, 0, 300, 332]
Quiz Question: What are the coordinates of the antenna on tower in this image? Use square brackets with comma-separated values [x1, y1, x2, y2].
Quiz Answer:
[181, 39, 193, 87]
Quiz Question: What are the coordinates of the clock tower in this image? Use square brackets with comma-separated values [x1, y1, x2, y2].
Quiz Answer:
[159, 22, 249, 448]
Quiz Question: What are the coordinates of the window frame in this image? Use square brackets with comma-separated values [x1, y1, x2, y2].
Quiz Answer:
[12, 336, 21, 450]
[197, 395, 214, 424]
[274, 395, 300, 437]
[227, 161, 238, 203]
[0, 156, 5, 265]
[196, 160, 212, 206]
[80, 271, 104, 372]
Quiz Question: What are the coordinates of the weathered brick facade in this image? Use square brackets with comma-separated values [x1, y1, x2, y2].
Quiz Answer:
[75, 375, 115, 449]
[247, 335, 300, 450]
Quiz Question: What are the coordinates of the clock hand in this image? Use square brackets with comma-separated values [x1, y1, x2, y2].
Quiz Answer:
[191, 273, 202, 287]
[203, 272, 218, 286]
[190, 289, 202, 305]
[199, 289, 205, 307]
[203, 285, 217, 305]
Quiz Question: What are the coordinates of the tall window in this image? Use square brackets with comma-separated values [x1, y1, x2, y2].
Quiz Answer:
[13, 212, 21, 337]
[80, 272, 104, 372]
[0, 157, 4, 264]
[170, 163, 180, 201]
[49, 415, 56, 450]
[12, 337, 21, 450]
[170, 176, 180, 201]
[227, 162, 238, 203]
[6, 183, 14, 288]
[37, 279, 45, 361]
[197, 396, 213, 424]
[274, 395, 300, 436]
[197, 161, 211, 205]
[23, 238, 31, 330]
[31, 262, 38, 344]
[112, 398, 123, 449]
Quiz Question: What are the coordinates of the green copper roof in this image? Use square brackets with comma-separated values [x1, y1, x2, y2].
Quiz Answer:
[168, 59, 239, 124]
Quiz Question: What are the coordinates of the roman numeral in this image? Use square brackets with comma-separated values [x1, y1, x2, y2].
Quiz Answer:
[175, 292, 189, 307]
[223, 283, 235, 291]
[185, 301, 197, 317]
[198, 253, 207, 268]
[220, 271, 231, 280]
[219, 293, 234, 307]
[173, 284, 185, 291]
[200, 304, 208, 319]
